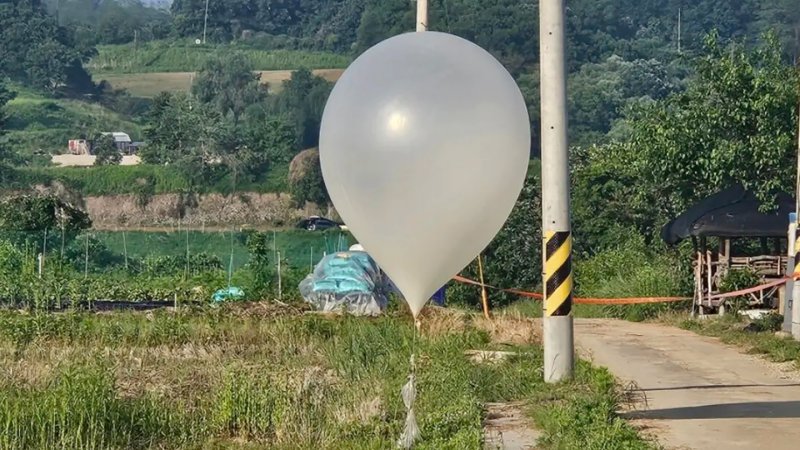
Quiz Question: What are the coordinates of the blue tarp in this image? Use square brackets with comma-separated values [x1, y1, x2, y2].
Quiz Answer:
[299, 251, 389, 315]
[212, 286, 245, 304]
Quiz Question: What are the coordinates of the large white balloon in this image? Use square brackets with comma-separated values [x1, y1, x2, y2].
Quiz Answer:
[319, 32, 530, 317]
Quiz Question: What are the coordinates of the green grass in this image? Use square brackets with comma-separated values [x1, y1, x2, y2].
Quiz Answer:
[3, 88, 142, 160]
[12, 163, 289, 196]
[672, 313, 800, 367]
[88, 41, 351, 74]
[0, 307, 653, 449]
[95, 69, 344, 98]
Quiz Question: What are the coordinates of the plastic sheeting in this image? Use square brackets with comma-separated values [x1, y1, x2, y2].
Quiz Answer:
[299, 251, 389, 315]
[212, 287, 245, 304]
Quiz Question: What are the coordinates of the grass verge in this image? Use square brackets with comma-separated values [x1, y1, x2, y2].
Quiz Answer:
[669, 313, 800, 368]
[88, 41, 351, 74]
[0, 307, 652, 449]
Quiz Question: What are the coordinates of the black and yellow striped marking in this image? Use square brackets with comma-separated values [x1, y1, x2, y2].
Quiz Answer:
[794, 238, 800, 274]
[544, 230, 573, 316]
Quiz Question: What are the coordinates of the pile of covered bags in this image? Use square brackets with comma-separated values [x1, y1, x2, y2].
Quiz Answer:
[299, 250, 391, 316]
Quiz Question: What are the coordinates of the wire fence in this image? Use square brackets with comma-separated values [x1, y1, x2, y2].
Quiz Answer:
[0, 229, 354, 309]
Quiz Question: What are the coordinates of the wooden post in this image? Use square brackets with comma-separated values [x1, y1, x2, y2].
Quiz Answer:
[695, 251, 703, 314]
[706, 248, 713, 303]
[477, 254, 490, 319]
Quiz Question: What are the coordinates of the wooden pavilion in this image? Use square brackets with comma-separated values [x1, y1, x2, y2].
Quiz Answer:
[661, 185, 795, 314]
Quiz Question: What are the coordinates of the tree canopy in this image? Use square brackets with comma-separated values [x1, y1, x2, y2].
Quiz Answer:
[573, 33, 800, 252]
[0, 0, 95, 95]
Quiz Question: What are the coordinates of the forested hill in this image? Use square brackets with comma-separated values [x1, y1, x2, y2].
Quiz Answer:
[167, 0, 799, 69]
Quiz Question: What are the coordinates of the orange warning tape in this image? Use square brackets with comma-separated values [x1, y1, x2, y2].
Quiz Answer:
[452, 273, 800, 306]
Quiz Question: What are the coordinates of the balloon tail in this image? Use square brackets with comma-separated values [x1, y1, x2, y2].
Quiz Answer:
[398, 354, 420, 449]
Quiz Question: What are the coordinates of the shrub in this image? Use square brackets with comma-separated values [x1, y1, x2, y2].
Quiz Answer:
[574, 231, 692, 321]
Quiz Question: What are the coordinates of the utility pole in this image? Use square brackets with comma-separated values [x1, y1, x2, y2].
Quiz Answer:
[540, 0, 574, 382]
[677, 7, 682, 54]
[793, 95, 800, 339]
[416, 0, 428, 32]
[202, 0, 210, 44]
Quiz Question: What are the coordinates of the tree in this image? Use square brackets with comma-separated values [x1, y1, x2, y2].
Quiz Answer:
[192, 52, 265, 125]
[91, 133, 121, 166]
[573, 32, 800, 248]
[568, 55, 680, 147]
[267, 69, 333, 149]
[0, 82, 16, 184]
[0, 193, 91, 242]
[0, 0, 95, 95]
[141, 91, 224, 187]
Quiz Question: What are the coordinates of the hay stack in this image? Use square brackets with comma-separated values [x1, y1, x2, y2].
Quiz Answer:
[288, 148, 320, 184]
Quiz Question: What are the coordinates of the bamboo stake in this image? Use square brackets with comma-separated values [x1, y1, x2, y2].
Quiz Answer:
[477, 254, 490, 319]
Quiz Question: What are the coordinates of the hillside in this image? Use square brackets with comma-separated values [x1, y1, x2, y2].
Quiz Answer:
[3, 85, 142, 163]
[87, 41, 350, 74]
[96, 69, 343, 98]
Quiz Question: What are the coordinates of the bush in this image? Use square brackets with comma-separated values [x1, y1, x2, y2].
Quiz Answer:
[574, 231, 692, 321]
[718, 267, 761, 310]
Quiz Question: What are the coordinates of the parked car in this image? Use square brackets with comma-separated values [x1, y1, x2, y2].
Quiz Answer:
[296, 216, 342, 231]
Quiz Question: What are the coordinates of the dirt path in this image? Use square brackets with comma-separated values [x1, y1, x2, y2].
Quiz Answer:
[483, 402, 541, 450]
[574, 319, 800, 450]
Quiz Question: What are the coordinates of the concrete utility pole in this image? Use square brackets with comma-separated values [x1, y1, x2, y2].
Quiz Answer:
[784, 220, 795, 333]
[540, 0, 574, 382]
[202, 0, 210, 44]
[416, 0, 428, 32]
[793, 99, 800, 339]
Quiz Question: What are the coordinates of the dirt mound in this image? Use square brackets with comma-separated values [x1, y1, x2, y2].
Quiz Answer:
[85, 192, 325, 229]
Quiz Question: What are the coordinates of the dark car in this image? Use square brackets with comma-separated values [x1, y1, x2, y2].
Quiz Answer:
[296, 216, 342, 231]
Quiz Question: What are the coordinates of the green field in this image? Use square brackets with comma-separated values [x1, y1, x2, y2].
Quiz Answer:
[3, 86, 142, 160]
[96, 68, 344, 98]
[95, 229, 353, 271]
[0, 306, 651, 449]
[15, 163, 289, 196]
[88, 41, 351, 74]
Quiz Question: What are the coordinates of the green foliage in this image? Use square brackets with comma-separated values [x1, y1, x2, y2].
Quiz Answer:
[44, 0, 171, 46]
[0, 194, 90, 235]
[0, 309, 652, 448]
[719, 268, 762, 294]
[192, 52, 265, 124]
[449, 166, 541, 309]
[750, 312, 784, 332]
[0, 82, 16, 182]
[0, 364, 185, 449]
[243, 231, 275, 297]
[0, 0, 95, 95]
[1, 88, 142, 163]
[264, 69, 333, 149]
[718, 267, 762, 308]
[88, 41, 350, 74]
[568, 55, 682, 147]
[678, 314, 800, 365]
[533, 362, 652, 449]
[141, 253, 223, 276]
[574, 33, 800, 247]
[91, 133, 121, 166]
[574, 233, 692, 321]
